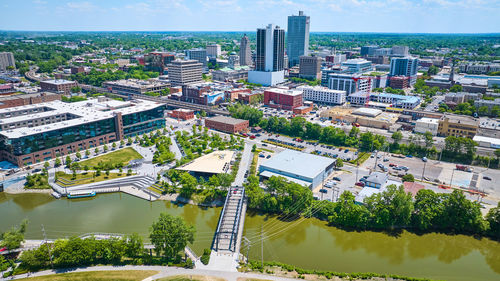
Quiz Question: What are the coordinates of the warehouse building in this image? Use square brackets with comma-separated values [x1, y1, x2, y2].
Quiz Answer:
[205, 116, 249, 134]
[259, 149, 336, 189]
[0, 98, 166, 167]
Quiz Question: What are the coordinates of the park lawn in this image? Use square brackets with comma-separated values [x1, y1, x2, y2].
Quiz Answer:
[17, 270, 158, 281]
[158, 275, 226, 281]
[55, 171, 132, 186]
[79, 147, 143, 168]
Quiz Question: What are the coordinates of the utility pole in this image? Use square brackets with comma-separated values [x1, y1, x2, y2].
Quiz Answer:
[450, 168, 456, 188]
[41, 224, 53, 269]
[242, 236, 251, 264]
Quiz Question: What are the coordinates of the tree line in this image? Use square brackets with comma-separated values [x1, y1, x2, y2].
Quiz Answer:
[244, 175, 500, 240]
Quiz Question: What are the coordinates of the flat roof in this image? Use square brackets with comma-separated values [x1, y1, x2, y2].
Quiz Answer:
[417, 117, 439, 124]
[260, 149, 335, 179]
[207, 115, 247, 125]
[41, 79, 76, 85]
[266, 87, 302, 96]
[177, 150, 234, 174]
[0, 98, 164, 139]
[353, 107, 381, 117]
[473, 135, 500, 146]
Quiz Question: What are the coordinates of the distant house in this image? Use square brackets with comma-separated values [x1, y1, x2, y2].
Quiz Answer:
[403, 181, 425, 197]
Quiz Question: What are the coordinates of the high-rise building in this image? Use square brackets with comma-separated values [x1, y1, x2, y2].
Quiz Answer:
[206, 44, 221, 58]
[391, 46, 409, 57]
[341, 59, 372, 74]
[248, 24, 285, 86]
[144, 52, 175, 73]
[328, 73, 373, 95]
[239, 34, 252, 66]
[287, 11, 310, 68]
[0, 52, 15, 71]
[167, 60, 203, 87]
[186, 48, 208, 72]
[389, 56, 419, 86]
[299, 56, 321, 80]
[360, 46, 379, 57]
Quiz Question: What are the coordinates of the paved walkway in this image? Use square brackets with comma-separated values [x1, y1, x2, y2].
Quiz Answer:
[1, 265, 299, 281]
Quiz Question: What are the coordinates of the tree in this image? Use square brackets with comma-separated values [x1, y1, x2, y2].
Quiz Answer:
[364, 185, 414, 229]
[85, 150, 90, 157]
[94, 147, 99, 154]
[486, 202, 500, 239]
[120, 140, 125, 147]
[411, 189, 442, 231]
[450, 84, 463, 93]
[329, 191, 368, 228]
[65, 156, 72, 167]
[149, 213, 195, 259]
[402, 174, 415, 182]
[44, 162, 50, 169]
[495, 149, 500, 159]
[105, 169, 110, 177]
[0, 219, 28, 250]
[75, 151, 81, 159]
[251, 144, 257, 152]
[441, 190, 485, 233]
[127, 137, 133, 145]
[54, 157, 61, 167]
[125, 233, 144, 258]
[70, 86, 82, 93]
[112, 142, 117, 150]
[336, 158, 344, 168]
[103, 145, 108, 152]
[424, 131, 433, 148]
[391, 131, 403, 144]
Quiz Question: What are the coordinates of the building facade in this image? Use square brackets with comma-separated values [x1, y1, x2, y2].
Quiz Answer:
[205, 116, 249, 134]
[264, 88, 303, 110]
[239, 34, 252, 66]
[103, 79, 169, 96]
[167, 60, 203, 87]
[341, 59, 372, 74]
[248, 24, 285, 86]
[299, 86, 346, 105]
[389, 57, 418, 86]
[0, 92, 62, 109]
[144, 52, 175, 73]
[299, 56, 321, 80]
[0, 98, 166, 167]
[40, 79, 78, 95]
[206, 44, 221, 58]
[328, 74, 372, 95]
[186, 49, 208, 72]
[287, 11, 310, 68]
[0, 52, 15, 71]
[438, 115, 479, 138]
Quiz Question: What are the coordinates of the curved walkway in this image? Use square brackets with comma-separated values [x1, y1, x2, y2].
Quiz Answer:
[1, 265, 298, 281]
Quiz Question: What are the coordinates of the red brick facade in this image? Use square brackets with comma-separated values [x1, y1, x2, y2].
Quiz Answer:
[168, 109, 195, 120]
[264, 89, 303, 111]
[205, 117, 249, 134]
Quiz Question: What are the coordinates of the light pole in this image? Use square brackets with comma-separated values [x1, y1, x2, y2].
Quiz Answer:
[449, 167, 455, 188]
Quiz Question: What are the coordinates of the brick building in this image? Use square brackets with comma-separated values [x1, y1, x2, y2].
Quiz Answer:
[168, 109, 195, 120]
[0, 92, 62, 109]
[205, 116, 249, 134]
[40, 79, 78, 94]
[264, 88, 303, 110]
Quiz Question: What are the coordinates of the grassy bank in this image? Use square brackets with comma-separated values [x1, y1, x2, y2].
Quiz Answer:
[55, 171, 132, 186]
[79, 147, 143, 168]
[17, 270, 158, 281]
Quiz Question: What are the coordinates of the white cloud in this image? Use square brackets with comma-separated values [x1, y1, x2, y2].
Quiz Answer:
[32, 0, 47, 4]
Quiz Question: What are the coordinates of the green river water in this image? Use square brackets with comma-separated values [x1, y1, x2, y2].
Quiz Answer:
[0, 192, 499, 281]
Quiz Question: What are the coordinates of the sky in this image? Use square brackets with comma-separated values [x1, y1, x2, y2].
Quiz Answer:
[0, 0, 499, 33]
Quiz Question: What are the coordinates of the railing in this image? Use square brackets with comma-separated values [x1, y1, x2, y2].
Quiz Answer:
[213, 186, 245, 252]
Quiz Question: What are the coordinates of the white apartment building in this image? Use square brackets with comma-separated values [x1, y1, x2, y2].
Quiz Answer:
[298, 86, 346, 105]
[206, 44, 221, 58]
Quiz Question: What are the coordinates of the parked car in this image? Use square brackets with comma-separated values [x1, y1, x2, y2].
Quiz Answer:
[483, 176, 492, 180]
[333, 177, 341, 181]
[355, 182, 365, 187]
[344, 149, 349, 153]
[389, 163, 397, 167]
[319, 189, 328, 193]
[266, 155, 271, 159]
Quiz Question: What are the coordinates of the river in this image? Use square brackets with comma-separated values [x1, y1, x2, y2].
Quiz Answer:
[0, 192, 499, 281]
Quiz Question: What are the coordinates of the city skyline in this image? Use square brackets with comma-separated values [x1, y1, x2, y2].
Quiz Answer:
[0, 0, 499, 33]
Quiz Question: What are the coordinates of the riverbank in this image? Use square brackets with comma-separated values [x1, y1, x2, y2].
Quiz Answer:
[1, 192, 499, 281]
